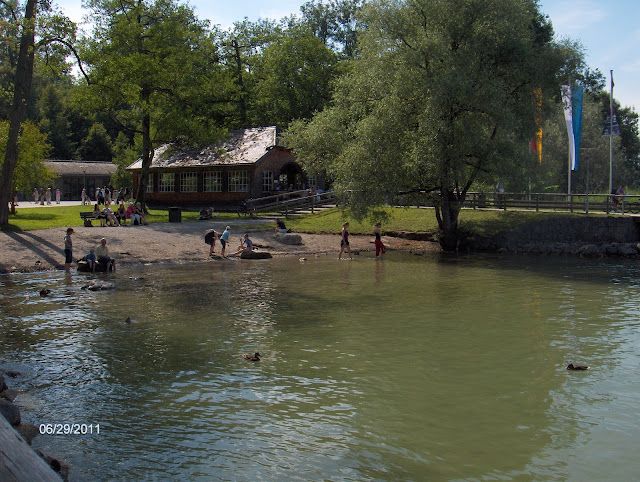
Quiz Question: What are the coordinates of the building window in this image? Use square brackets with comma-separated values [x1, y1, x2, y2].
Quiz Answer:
[180, 172, 197, 192]
[262, 171, 274, 192]
[147, 174, 154, 193]
[307, 175, 317, 189]
[203, 171, 222, 192]
[229, 170, 249, 192]
[158, 173, 175, 192]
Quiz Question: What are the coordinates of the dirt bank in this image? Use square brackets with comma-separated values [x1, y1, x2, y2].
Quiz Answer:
[0, 220, 441, 274]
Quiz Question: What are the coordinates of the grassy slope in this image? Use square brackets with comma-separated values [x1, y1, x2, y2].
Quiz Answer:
[285, 207, 568, 237]
[2, 205, 577, 238]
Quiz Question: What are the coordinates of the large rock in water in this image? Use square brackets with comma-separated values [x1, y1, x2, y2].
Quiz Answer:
[240, 251, 272, 259]
[77, 260, 109, 273]
[274, 233, 303, 245]
[0, 398, 21, 426]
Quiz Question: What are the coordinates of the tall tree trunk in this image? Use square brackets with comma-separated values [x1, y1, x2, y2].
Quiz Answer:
[0, 0, 37, 225]
[232, 40, 247, 126]
[135, 99, 151, 211]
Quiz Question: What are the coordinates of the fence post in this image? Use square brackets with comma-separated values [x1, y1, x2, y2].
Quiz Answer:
[536, 194, 539, 212]
[311, 195, 315, 214]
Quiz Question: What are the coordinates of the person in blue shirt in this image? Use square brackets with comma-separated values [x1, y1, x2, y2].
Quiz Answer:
[220, 226, 231, 257]
[233, 234, 254, 256]
[86, 248, 96, 272]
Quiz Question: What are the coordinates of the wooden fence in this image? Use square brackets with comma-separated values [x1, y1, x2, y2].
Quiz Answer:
[399, 191, 640, 215]
[242, 190, 337, 217]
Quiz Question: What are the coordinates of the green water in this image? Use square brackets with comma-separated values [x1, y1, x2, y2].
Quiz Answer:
[1, 253, 640, 480]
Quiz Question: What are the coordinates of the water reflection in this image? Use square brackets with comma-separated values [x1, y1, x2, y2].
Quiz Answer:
[1, 254, 639, 480]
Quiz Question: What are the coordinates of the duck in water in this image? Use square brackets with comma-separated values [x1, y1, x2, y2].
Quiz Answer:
[566, 363, 589, 370]
[243, 352, 261, 361]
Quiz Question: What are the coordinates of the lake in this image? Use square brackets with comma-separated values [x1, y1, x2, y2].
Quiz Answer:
[1, 253, 639, 480]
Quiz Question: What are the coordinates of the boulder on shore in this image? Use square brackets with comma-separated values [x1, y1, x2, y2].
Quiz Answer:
[274, 233, 303, 245]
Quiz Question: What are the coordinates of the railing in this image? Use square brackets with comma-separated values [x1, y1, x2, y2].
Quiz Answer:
[245, 190, 337, 217]
[397, 191, 640, 215]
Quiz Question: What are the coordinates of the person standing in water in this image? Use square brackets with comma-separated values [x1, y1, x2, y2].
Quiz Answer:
[64, 228, 74, 274]
[374, 222, 386, 258]
[338, 222, 352, 260]
[220, 226, 231, 257]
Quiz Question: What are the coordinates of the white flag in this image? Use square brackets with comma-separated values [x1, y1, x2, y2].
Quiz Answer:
[561, 85, 576, 171]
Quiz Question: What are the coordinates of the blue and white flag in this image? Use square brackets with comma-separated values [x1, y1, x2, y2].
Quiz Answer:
[572, 85, 584, 171]
[561, 84, 584, 171]
[561, 85, 576, 170]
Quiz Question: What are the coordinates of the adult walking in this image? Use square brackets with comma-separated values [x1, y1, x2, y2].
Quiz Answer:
[339, 222, 352, 260]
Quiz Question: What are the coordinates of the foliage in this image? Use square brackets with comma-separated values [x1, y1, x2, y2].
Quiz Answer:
[80, 0, 228, 207]
[0, 119, 54, 192]
[294, 0, 363, 58]
[285, 0, 572, 250]
[78, 122, 113, 161]
[252, 26, 339, 127]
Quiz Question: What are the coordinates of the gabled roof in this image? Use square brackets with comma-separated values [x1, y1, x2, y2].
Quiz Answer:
[45, 160, 117, 176]
[127, 126, 281, 170]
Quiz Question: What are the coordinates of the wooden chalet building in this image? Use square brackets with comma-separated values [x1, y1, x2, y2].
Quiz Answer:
[127, 126, 324, 207]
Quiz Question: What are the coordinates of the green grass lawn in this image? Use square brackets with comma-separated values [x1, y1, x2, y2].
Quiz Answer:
[2, 204, 580, 238]
[285, 206, 568, 237]
[1, 205, 238, 232]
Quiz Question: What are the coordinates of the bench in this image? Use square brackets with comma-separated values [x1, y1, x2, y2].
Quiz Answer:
[80, 211, 103, 226]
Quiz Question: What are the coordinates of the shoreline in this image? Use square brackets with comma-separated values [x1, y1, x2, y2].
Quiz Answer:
[0, 221, 441, 274]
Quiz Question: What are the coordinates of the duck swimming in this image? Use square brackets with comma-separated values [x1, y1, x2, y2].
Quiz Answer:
[243, 352, 261, 361]
[567, 363, 589, 370]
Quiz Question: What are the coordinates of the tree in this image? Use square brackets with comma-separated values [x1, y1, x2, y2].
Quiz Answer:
[78, 122, 113, 161]
[252, 26, 338, 127]
[81, 0, 225, 209]
[0, 119, 54, 213]
[296, 0, 363, 58]
[0, 0, 37, 224]
[285, 0, 571, 251]
[0, 0, 77, 223]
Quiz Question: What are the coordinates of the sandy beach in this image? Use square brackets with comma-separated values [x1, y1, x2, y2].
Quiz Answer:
[0, 219, 440, 274]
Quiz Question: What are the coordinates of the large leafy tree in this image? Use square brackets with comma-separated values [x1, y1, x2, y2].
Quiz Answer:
[80, 0, 227, 208]
[286, 0, 571, 251]
[252, 26, 338, 127]
[0, 119, 54, 212]
[296, 0, 363, 58]
[0, 0, 77, 224]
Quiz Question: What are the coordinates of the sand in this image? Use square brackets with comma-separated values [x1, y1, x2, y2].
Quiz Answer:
[0, 219, 440, 274]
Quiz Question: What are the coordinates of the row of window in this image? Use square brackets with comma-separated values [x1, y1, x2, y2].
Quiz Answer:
[148, 170, 263, 193]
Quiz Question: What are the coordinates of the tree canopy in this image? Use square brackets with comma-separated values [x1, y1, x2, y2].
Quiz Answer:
[285, 0, 573, 250]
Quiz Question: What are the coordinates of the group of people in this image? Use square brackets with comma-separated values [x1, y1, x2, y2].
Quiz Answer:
[32, 187, 61, 205]
[91, 201, 147, 227]
[81, 187, 133, 206]
[339, 221, 386, 260]
[64, 229, 116, 274]
[206, 226, 254, 258]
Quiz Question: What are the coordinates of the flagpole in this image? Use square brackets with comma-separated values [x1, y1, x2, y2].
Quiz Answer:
[609, 70, 614, 196]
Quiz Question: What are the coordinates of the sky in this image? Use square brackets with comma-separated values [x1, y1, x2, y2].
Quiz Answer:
[55, 0, 639, 112]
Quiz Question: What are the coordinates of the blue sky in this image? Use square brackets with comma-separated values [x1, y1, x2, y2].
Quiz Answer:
[56, 0, 638, 112]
